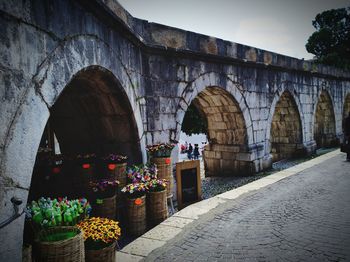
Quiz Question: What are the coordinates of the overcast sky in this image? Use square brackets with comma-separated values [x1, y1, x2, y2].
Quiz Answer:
[118, 0, 349, 59]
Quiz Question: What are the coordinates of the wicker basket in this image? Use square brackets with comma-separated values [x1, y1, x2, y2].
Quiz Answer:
[147, 190, 168, 227]
[151, 157, 173, 197]
[126, 195, 147, 236]
[106, 163, 127, 186]
[85, 242, 116, 262]
[92, 194, 117, 219]
[34, 226, 84, 262]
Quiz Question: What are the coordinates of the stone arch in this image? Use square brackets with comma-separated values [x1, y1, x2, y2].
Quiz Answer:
[265, 84, 305, 155]
[50, 66, 142, 160]
[269, 90, 304, 162]
[0, 36, 145, 256]
[175, 73, 256, 176]
[175, 72, 253, 145]
[313, 90, 337, 148]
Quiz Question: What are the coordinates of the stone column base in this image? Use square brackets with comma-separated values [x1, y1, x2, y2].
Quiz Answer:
[202, 144, 259, 177]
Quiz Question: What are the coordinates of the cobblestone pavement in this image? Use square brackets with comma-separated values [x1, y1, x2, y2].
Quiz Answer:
[145, 154, 350, 261]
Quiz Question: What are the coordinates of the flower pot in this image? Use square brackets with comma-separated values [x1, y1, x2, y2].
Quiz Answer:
[126, 195, 147, 236]
[92, 194, 117, 219]
[151, 157, 173, 197]
[34, 226, 84, 262]
[85, 242, 116, 262]
[147, 190, 168, 227]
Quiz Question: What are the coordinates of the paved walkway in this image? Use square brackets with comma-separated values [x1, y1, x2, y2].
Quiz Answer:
[118, 150, 350, 261]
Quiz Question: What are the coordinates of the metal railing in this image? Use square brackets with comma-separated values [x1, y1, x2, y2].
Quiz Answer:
[0, 197, 25, 229]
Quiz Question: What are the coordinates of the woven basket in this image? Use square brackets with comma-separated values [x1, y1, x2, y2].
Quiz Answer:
[151, 157, 173, 197]
[147, 190, 168, 227]
[92, 194, 117, 219]
[106, 163, 127, 186]
[34, 226, 84, 262]
[126, 195, 147, 236]
[85, 242, 116, 262]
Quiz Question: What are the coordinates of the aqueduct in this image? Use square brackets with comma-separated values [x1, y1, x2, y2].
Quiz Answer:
[1, 0, 350, 259]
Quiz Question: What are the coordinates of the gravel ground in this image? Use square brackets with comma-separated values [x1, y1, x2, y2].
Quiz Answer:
[201, 147, 337, 199]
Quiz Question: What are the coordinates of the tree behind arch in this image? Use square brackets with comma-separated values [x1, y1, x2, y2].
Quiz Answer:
[305, 7, 350, 70]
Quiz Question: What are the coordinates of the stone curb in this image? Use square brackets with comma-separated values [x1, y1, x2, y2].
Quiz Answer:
[116, 149, 341, 261]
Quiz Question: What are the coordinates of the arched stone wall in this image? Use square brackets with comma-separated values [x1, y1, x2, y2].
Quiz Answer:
[0, 36, 145, 260]
[191, 87, 249, 176]
[270, 91, 303, 162]
[175, 72, 257, 176]
[175, 72, 253, 145]
[265, 84, 306, 157]
[314, 91, 337, 148]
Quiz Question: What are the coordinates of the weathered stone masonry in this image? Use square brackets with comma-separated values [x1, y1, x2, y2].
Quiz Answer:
[1, 0, 350, 260]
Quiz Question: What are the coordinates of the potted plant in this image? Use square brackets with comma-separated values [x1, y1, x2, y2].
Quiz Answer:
[89, 178, 119, 219]
[121, 182, 148, 236]
[77, 217, 121, 262]
[146, 143, 175, 158]
[25, 197, 91, 262]
[147, 144, 175, 197]
[146, 179, 168, 227]
[126, 163, 157, 184]
[101, 154, 128, 190]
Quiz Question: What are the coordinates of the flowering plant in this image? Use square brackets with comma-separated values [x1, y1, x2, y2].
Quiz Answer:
[25, 197, 91, 230]
[146, 143, 175, 157]
[77, 217, 121, 250]
[127, 164, 157, 183]
[102, 154, 127, 164]
[121, 182, 148, 198]
[89, 178, 119, 198]
[146, 179, 167, 192]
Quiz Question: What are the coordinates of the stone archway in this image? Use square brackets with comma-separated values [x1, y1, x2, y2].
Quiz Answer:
[314, 91, 337, 148]
[50, 66, 142, 161]
[27, 65, 142, 201]
[0, 36, 146, 261]
[184, 86, 250, 176]
[270, 91, 303, 162]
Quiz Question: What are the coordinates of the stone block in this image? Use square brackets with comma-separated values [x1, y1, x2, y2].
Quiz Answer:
[122, 237, 166, 257]
[151, 28, 186, 49]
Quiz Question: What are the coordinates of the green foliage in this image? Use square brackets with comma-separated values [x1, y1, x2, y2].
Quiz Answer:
[306, 7, 350, 70]
[181, 103, 207, 135]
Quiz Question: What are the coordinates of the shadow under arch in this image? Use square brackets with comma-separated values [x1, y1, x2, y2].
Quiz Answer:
[269, 90, 304, 162]
[50, 66, 142, 161]
[27, 65, 142, 202]
[181, 86, 254, 176]
[313, 90, 337, 148]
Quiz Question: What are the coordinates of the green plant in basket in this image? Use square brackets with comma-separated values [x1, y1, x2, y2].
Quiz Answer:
[25, 197, 91, 241]
[77, 217, 121, 250]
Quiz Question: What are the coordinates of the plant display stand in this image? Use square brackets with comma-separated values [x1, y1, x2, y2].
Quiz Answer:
[126, 195, 146, 236]
[147, 190, 168, 227]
